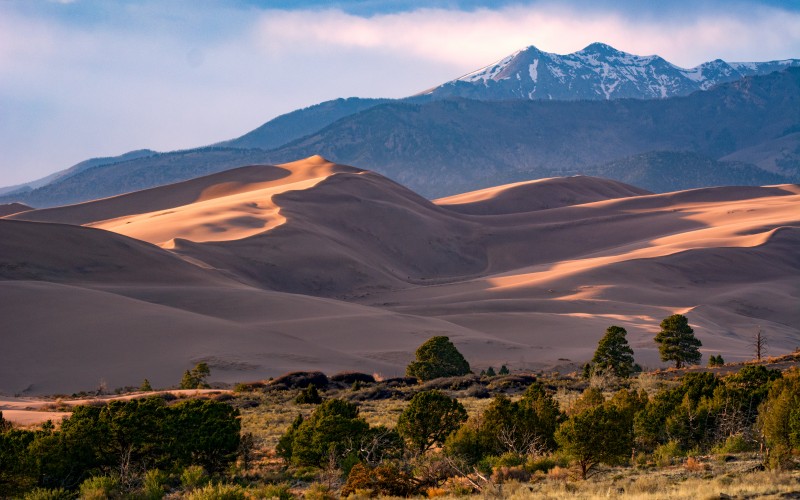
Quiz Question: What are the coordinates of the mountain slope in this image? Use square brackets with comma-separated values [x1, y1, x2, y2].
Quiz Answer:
[266, 68, 800, 197]
[423, 42, 800, 101]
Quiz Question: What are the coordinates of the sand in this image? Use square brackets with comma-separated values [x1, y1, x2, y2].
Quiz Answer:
[3, 156, 798, 394]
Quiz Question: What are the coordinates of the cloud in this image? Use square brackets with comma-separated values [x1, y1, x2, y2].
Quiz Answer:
[252, 4, 800, 68]
[1, 1, 799, 185]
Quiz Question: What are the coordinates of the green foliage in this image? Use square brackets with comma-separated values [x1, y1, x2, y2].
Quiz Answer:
[180, 465, 208, 491]
[295, 384, 322, 405]
[555, 402, 633, 479]
[21, 488, 72, 500]
[253, 483, 295, 500]
[584, 326, 635, 378]
[708, 355, 725, 367]
[654, 314, 702, 368]
[140, 469, 167, 500]
[653, 440, 683, 467]
[570, 387, 605, 415]
[711, 434, 755, 454]
[79, 475, 120, 500]
[406, 336, 470, 381]
[498, 365, 510, 375]
[180, 362, 211, 389]
[444, 382, 561, 465]
[184, 483, 247, 500]
[26, 397, 239, 489]
[280, 399, 369, 467]
[397, 390, 467, 453]
[140, 379, 153, 392]
[485, 366, 496, 377]
[759, 369, 800, 469]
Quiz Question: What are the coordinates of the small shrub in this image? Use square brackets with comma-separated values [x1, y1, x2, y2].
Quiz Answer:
[184, 483, 246, 500]
[253, 482, 294, 500]
[684, 456, 709, 472]
[141, 469, 167, 500]
[79, 475, 121, 500]
[712, 434, 755, 454]
[22, 488, 72, 500]
[303, 483, 332, 500]
[180, 465, 209, 491]
[295, 384, 322, 405]
[654, 440, 683, 467]
[491, 465, 530, 483]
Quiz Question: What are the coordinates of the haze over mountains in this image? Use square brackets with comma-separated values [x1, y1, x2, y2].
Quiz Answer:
[3, 156, 799, 394]
[2, 44, 798, 206]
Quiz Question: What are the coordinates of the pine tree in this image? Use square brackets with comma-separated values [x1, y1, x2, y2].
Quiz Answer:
[498, 365, 510, 375]
[140, 378, 153, 392]
[485, 366, 496, 377]
[585, 326, 635, 378]
[406, 336, 470, 381]
[654, 314, 702, 368]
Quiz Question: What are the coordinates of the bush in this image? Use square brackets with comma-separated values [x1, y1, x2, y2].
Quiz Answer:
[397, 390, 467, 453]
[180, 362, 211, 389]
[712, 434, 755, 454]
[252, 483, 294, 500]
[759, 368, 800, 469]
[406, 336, 470, 381]
[79, 475, 121, 500]
[653, 440, 683, 467]
[22, 488, 71, 500]
[180, 465, 208, 491]
[295, 384, 322, 405]
[141, 469, 167, 500]
[341, 462, 416, 497]
[184, 483, 246, 500]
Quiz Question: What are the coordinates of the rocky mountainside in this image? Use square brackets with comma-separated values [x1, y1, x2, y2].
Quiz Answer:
[422, 42, 800, 101]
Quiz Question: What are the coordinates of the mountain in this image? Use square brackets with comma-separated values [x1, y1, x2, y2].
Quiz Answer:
[587, 151, 790, 193]
[264, 68, 800, 197]
[3, 59, 799, 207]
[422, 42, 800, 101]
[0, 149, 155, 197]
[4, 157, 799, 392]
[219, 97, 392, 150]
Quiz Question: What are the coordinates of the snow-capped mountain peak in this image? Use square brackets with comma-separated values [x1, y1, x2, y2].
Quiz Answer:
[422, 43, 800, 101]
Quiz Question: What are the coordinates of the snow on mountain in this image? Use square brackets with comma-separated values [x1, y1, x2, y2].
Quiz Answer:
[422, 42, 800, 101]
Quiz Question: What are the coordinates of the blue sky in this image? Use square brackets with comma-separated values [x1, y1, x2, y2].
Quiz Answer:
[2, 0, 800, 186]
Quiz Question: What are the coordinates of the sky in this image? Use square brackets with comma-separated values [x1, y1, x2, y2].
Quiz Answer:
[2, 0, 800, 187]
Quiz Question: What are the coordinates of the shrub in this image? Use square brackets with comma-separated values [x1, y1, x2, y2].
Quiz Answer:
[141, 469, 167, 500]
[712, 434, 754, 454]
[79, 475, 121, 500]
[759, 368, 800, 469]
[180, 465, 208, 491]
[653, 440, 683, 467]
[295, 384, 322, 405]
[21, 488, 71, 500]
[406, 336, 470, 381]
[180, 362, 211, 389]
[184, 483, 246, 500]
[252, 483, 294, 500]
[397, 390, 467, 453]
[341, 462, 416, 497]
[555, 403, 633, 479]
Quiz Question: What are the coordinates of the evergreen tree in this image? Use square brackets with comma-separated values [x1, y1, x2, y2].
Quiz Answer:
[140, 379, 153, 392]
[498, 365, 510, 375]
[295, 383, 322, 405]
[397, 390, 467, 453]
[654, 314, 702, 368]
[406, 336, 470, 381]
[485, 366, 496, 377]
[584, 326, 635, 378]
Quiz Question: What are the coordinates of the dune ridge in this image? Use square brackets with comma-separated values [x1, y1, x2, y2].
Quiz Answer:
[2, 157, 798, 394]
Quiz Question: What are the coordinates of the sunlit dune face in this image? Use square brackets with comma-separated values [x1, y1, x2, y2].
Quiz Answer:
[90, 156, 346, 247]
[487, 188, 800, 291]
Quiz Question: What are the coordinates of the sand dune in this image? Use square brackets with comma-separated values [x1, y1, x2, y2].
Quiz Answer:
[0, 202, 32, 217]
[2, 158, 798, 394]
[436, 176, 650, 215]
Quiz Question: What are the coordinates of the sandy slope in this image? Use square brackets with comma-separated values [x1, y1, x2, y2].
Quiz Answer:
[435, 176, 650, 215]
[2, 157, 798, 394]
[0, 202, 32, 217]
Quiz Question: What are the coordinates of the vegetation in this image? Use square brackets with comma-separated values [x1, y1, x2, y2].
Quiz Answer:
[654, 314, 702, 368]
[3, 348, 799, 498]
[584, 325, 635, 378]
[396, 390, 467, 453]
[406, 336, 470, 381]
[180, 362, 211, 389]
